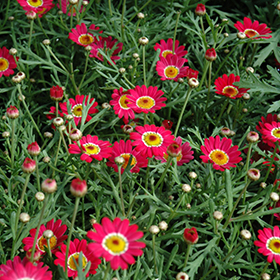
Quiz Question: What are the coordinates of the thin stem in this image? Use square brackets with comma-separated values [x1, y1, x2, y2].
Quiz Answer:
[0, 0, 10, 31]
[35, 156, 41, 191]
[118, 165, 125, 216]
[65, 197, 80, 277]
[264, 143, 278, 182]
[121, 0, 126, 51]
[122, 74, 135, 88]
[142, 45, 146, 86]
[154, 156, 173, 190]
[108, 0, 112, 16]
[102, 263, 111, 280]
[257, 263, 270, 280]
[55, 101, 58, 118]
[52, 136, 61, 178]
[37, 17, 48, 39]
[244, 142, 253, 184]
[59, 128, 70, 156]
[152, 234, 158, 274]
[174, 87, 193, 137]
[167, 193, 185, 223]
[145, 158, 150, 191]
[126, 192, 138, 217]
[184, 244, 191, 267]
[239, 42, 250, 68]
[200, 16, 207, 48]
[204, 61, 212, 113]
[249, 44, 257, 66]
[46, 46, 69, 73]
[217, 98, 229, 125]
[172, 11, 181, 53]
[125, 0, 152, 25]
[78, 51, 90, 90]
[197, 61, 210, 91]
[10, 120, 16, 169]
[167, 82, 180, 119]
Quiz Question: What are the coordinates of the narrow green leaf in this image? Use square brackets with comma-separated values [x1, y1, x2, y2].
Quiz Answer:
[225, 169, 233, 212]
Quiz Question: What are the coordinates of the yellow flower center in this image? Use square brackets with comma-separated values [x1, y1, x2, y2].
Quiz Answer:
[267, 237, 280, 254]
[27, 0, 43, 7]
[162, 50, 174, 58]
[222, 86, 238, 97]
[164, 152, 182, 162]
[119, 94, 130, 109]
[136, 96, 155, 109]
[164, 66, 179, 78]
[37, 235, 57, 252]
[272, 128, 280, 139]
[68, 252, 87, 271]
[120, 153, 137, 169]
[37, 7, 47, 14]
[72, 104, 83, 117]
[209, 149, 229, 165]
[69, 4, 77, 14]
[244, 29, 259, 38]
[78, 34, 94, 45]
[83, 143, 100, 155]
[103, 233, 128, 256]
[0, 58, 9, 72]
[142, 132, 163, 147]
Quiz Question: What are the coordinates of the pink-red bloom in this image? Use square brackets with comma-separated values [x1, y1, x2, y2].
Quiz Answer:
[110, 87, 135, 124]
[59, 95, 98, 126]
[214, 73, 249, 99]
[0, 47, 18, 78]
[256, 114, 278, 135]
[186, 67, 199, 80]
[106, 140, 148, 173]
[259, 121, 280, 148]
[254, 226, 280, 264]
[161, 120, 173, 130]
[22, 219, 67, 254]
[69, 134, 112, 163]
[58, 0, 88, 16]
[0, 256, 52, 280]
[195, 3, 206, 16]
[183, 227, 199, 245]
[156, 54, 189, 81]
[70, 178, 87, 197]
[154, 38, 188, 58]
[50, 85, 64, 101]
[269, 201, 280, 221]
[87, 217, 146, 270]
[234, 17, 272, 39]
[127, 85, 167, 114]
[54, 239, 101, 278]
[17, 0, 54, 17]
[22, 157, 36, 173]
[130, 124, 174, 158]
[90, 36, 123, 64]
[205, 48, 217, 61]
[27, 141, 41, 156]
[6, 106, 19, 119]
[200, 135, 242, 171]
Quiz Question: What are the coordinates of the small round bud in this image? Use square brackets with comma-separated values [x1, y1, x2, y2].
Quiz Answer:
[196, 183, 201, 189]
[27, 141, 41, 156]
[167, 142, 182, 157]
[270, 192, 280, 202]
[246, 67, 254, 73]
[277, 3, 280, 11]
[82, 0, 88, 5]
[53, 117, 64, 127]
[102, 102, 111, 110]
[186, 203, 191, 209]
[2, 131, 10, 138]
[239, 56, 245, 61]
[188, 77, 199, 88]
[69, 128, 83, 141]
[69, 0, 78, 4]
[246, 131, 259, 143]
[224, 49, 230, 54]
[158, 221, 168, 231]
[26, 11, 37, 20]
[247, 168, 260, 181]
[122, 124, 133, 134]
[50, 85, 63, 101]
[261, 273, 271, 280]
[3, 151, 9, 156]
[237, 32, 246, 39]
[70, 178, 87, 197]
[35, 192, 45, 202]
[205, 48, 217, 61]
[136, 58, 140, 62]
[260, 182, 267, 189]
[139, 37, 149, 45]
[230, 130, 235, 136]
[12, 75, 21, 83]
[149, 225, 160, 235]
[41, 179, 57, 194]
[58, 10, 63, 15]
[43, 229, 54, 239]
[220, 127, 231, 136]
[277, 114, 280, 122]
[128, 65, 133, 70]
[29, 78, 36, 83]
[115, 156, 125, 166]
[182, 184, 191, 193]
[240, 229, 251, 240]
[188, 171, 197, 180]
[9, 48, 17, 55]
[44, 132, 53, 139]
[60, 125, 66, 132]
[243, 93, 250, 100]
[90, 218, 97, 226]
[19, 213, 30, 223]
[2, 115, 6, 120]
[195, 3, 206, 16]
[42, 156, 51, 163]
[224, 32, 229, 37]
[222, 18, 229, 23]
[169, 195, 174, 200]
[176, 272, 189, 280]
[183, 227, 199, 244]
[119, 67, 126, 74]
[22, 158, 36, 173]
[7, 105, 19, 119]
[17, 72, 26, 82]
[43, 39, 50, 46]
[177, 78, 184, 84]
[137, 12, 145, 19]
[85, 45, 92, 51]
[131, 215, 136, 220]
[26, 249, 41, 261]
[8, 16, 14, 21]
[17, 199, 24, 205]
[213, 211, 223, 221]
[215, 24, 219, 28]
[137, 28, 141, 33]
[4, 189, 8, 194]
[243, 108, 248, 113]
[133, 53, 139, 58]
[112, 278, 118, 280]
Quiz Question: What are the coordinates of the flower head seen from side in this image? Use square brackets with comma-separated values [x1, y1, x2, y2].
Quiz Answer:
[69, 23, 101, 47]
[0, 47, 18, 78]
[154, 38, 188, 58]
[58, 0, 88, 16]
[130, 124, 174, 158]
[69, 134, 112, 163]
[22, 219, 67, 255]
[59, 95, 98, 126]
[200, 135, 242, 171]
[110, 87, 135, 124]
[54, 239, 101, 278]
[260, 121, 280, 148]
[16, 0, 55, 17]
[0, 256, 52, 280]
[156, 54, 188, 82]
[87, 217, 146, 270]
[127, 85, 167, 114]
[234, 17, 272, 39]
[254, 226, 280, 264]
[90, 36, 123, 64]
[106, 140, 148, 174]
[183, 227, 199, 245]
[214, 73, 249, 99]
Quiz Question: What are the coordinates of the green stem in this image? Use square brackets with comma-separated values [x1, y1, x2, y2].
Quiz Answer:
[126, 192, 138, 217]
[172, 11, 181, 53]
[35, 156, 40, 191]
[108, 0, 112, 16]
[46, 46, 69, 73]
[143, 45, 146, 86]
[10, 120, 16, 169]
[118, 165, 125, 216]
[52, 136, 61, 178]
[154, 156, 173, 190]
[249, 44, 257, 66]
[125, 0, 152, 25]
[184, 244, 191, 267]
[244, 142, 253, 184]
[122, 74, 135, 88]
[145, 158, 150, 190]
[121, 0, 126, 52]
[264, 143, 278, 182]
[217, 98, 229, 125]
[257, 263, 270, 280]
[239, 42, 250, 68]
[102, 263, 111, 280]
[167, 193, 185, 223]
[0, 166, 9, 187]
[59, 128, 70, 156]
[55, 101, 58, 118]
[152, 234, 158, 273]
[174, 87, 193, 137]
[200, 16, 207, 48]
[197, 61, 210, 91]
[204, 61, 212, 114]
[0, 0, 10, 30]
[78, 52, 89, 90]
[37, 17, 48, 39]
[65, 197, 80, 277]
[167, 82, 180, 119]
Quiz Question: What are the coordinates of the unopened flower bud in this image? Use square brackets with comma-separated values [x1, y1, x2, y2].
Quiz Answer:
[102, 103, 111, 110]
[26, 249, 41, 261]
[260, 182, 267, 189]
[205, 48, 217, 61]
[44, 132, 53, 139]
[42, 156, 51, 163]
[213, 211, 223, 221]
[224, 32, 229, 37]
[27, 141, 41, 156]
[133, 53, 139, 58]
[69, 128, 82, 141]
[270, 192, 280, 202]
[17, 72, 26, 82]
[12, 75, 21, 83]
[215, 24, 219, 28]
[222, 18, 229, 23]
[230, 130, 235, 136]
[182, 184, 191, 193]
[69, 0, 78, 4]
[167, 142, 182, 157]
[196, 183, 201, 189]
[186, 203, 191, 209]
[26, 11, 37, 20]
[246, 67, 254, 73]
[247, 168, 260, 181]
[243, 108, 248, 113]
[9, 48, 17, 55]
[183, 227, 199, 244]
[243, 93, 250, 100]
[70, 178, 87, 197]
[7, 106, 19, 119]
[188, 77, 199, 88]
[85, 45, 92, 51]
[122, 124, 133, 134]
[115, 156, 125, 166]
[137, 12, 145, 19]
[41, 179, 57, 194]
[240, 229, 251, 240]
[149, 225, 160, 235]
[189, 172, 197, 180]
[19, 213, 30, 223]
[22, 158, 36, 173]
[18, 94, 25, 101]
[8, 16, 14, 21]
[90, 218, 97, 226]
[246, 131, 259, 143]
[137, 28, 141, 33]
[119, 67, 126, 74]
[50, 85, 63, 101]
[176, 272, 189, 280]
[277, 3, 280, 11]
[35, 192, 45, 201]
[17, 199, 24, 205]
[195, 3, 206, 16]
[53, 117, 64, 127]
[2, 131, 10, 138]
[237, 32, 246, 39]
[128, 65, 133, 70]
[224, 49, 230, 54]
[43, 229, 54, 239]
[158, 221, 168, 231]
[29, 78, 36, 83]
[139, 37, 149, 45]
[220, 127, 231, 136]
[43, 39, 50, 46]
[261, 273, 271, 280]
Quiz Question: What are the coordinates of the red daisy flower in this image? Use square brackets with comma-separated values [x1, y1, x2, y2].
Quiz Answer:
[269, 201, 280, 221]
[156, 54, 189, 82]
[22, 219, 67, 255]
[69, 134, 112, 163]
[200, 135, 242, 171]
[127, 85, 167, 114]
[17, 0, 54, 17]
[161, 120, 173, 130]
[154, 38, 188, 58]
[89, 36, 123, 64]
[234, 17, 272, 39]
[254, 226, 280, 264]
[87, 217, 146, 270]
[260, 121, 280, 148]
[59, 95, 98, 126]
[130, 124, 174, 158]
[256, 113, 278, 136]
[156, 137, 194, 166]
[58, 0, 88, 16]
[110, 87, 135, 124]
[214, 73, 249, 99]
[106, 140, 148, 174]
[69, 23, 102, 47]
[54, 239, 101, 278]
[186, 67, 199, 80]
[0, 47, 18, 78]
[0, 256, 52, 280]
